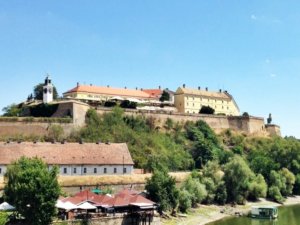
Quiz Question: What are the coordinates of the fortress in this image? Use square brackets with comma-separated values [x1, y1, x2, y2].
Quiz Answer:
[0, 77, 281, 138]
[0, 100, 280, 138]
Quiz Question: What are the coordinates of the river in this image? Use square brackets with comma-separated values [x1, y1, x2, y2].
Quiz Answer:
[208, 204, 300, 225]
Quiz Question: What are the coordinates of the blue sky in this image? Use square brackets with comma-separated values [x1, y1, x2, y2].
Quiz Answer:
[0, 1, 300, 137]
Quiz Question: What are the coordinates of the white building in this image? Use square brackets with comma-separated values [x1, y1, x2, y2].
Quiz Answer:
[0, 142, 134, 176]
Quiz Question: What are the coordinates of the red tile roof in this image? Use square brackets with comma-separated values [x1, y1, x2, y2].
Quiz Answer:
[64, 85, 153, 99]
[0, 142, 134, 165]
[143, 89, 163, 98]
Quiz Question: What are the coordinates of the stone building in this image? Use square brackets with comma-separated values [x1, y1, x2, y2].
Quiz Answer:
[174, 85, 240, 115]
[0, 142, 134, 176]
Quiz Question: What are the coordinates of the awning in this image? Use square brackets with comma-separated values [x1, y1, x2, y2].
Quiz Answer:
[78, 202, 97, 210]
[0, 202, 15, 211]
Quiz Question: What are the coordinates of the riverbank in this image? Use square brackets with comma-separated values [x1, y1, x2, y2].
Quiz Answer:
[162, 196, 300, 225]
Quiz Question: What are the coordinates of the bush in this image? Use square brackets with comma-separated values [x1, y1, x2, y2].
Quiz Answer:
[215, 182, 227, 205]
[29, 103, 58, 117]
[104, 101, 117, 107]
[199, 106, 215, 114]
[268, 186, 284, 203]
[178, 189, 192, 213]
[181, 176, 207, 207]
[120, 100, 137, 109]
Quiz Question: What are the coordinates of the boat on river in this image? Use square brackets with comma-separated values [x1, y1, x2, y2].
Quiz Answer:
[250, 206, 278, 219]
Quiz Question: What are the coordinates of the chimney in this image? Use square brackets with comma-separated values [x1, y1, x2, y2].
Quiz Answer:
[96, 140, 101, 144]
[198, 86, 201, 90]
[136, 87, 138, 90]
[183, 84, 186, 88]
[124, 86, 127, 89]
[79, 139, 84, 144]
[141, 88, 143, 91]
[205, 87, 208, 91]
[77, 82, 79, 87]
[107, 85, 110, 88]
[159, 85, 161, 90]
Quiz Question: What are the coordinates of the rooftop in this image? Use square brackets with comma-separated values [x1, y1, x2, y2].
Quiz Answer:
[64, 85, 153, 99]
[0, 142, 134, 165]
[176, 87, 232, 100]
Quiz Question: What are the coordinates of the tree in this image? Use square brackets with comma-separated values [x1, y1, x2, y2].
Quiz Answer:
[159, 90, 170, 102]
[33, 83, 58, 100]
[223, 156, 255, 204]
[145, 168, 179, 213]
[199, 106, 215, 114]
[2, 104, 22, 117]
[181, 176, 207, 207]
[4, 157, 61, 225]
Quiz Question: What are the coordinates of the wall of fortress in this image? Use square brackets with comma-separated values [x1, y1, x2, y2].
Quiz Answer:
[95, 107, 267, 135]
[0, 101, 276, 138]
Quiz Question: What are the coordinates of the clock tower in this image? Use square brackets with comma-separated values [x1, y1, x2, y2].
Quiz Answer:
[43, 75, 53, 103]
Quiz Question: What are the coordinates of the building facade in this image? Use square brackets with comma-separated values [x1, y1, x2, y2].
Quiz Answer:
[174, 85, 240, 115]
[0, 142, 134, 176]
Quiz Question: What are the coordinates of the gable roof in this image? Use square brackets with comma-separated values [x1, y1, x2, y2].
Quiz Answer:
[0, 142, 134, 165]
[64, 85, 152, 99]
[175, 87, 232, 100]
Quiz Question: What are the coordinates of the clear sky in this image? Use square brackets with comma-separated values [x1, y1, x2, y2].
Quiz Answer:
[0, 1, 300, 137]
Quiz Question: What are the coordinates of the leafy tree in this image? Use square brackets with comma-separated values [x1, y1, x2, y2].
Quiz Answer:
[2, 104, 22, 117]
[199, 106, 215, 114]
[279, 168, 295, 196]
[181, 176, 207, 207]
[248, 174, 267, 200]
[215, 182, 227, 205]
[268, 186, 284, 203]
[33, 83, 58, 100]
[145, 168, 179, 213]
[159, 90, 170, 102]
[4, 157, 61, 225]
[120, 100, 137, 109]
[223, 156, 255, 204]
[178, 189, 192, 213]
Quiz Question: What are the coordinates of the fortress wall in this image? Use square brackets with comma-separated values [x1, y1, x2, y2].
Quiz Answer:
[0, 122, 74, 138]
[96, 108, 265, 135]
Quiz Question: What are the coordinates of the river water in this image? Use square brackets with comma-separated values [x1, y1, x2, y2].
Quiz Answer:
[208, 204, 300, 225]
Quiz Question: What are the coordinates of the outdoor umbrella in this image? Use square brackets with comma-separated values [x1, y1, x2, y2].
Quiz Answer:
[0, 202, 15, 211]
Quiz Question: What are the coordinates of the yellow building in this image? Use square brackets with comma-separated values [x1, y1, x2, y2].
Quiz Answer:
[174, 85, 240, 116]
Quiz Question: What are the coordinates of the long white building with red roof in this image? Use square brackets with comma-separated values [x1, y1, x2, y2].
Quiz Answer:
[0, 142, 134, 176]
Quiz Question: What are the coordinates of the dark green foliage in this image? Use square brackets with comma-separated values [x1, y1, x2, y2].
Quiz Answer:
[79, 108, 194, 171]
[145, 169, 179, 212]
[242, 112, 250, 117]
[104, 101, 117, 107]
[215, 182, 227, 205]
[159, 90, 170, 102]
[199, 106, 215, 114]
[4, 157, 61, 225]
[186, 120, 223, 168]
[28, 103, 58, 117]
[120, 100, 137, 109]
[2, 104, 22, 116]
[293, 174, 300, 195]
[33, 83, 58, 100]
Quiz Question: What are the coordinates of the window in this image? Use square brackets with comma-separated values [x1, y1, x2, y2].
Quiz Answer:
[104, 168, 107, 174]
[94, 168, 97, 174]
[83, 168, 87, 174]
[73, 168, 77, 174]
[63, 168, 67, 174]
[114, 168, 117, 174]
[123, 168, 127, 174]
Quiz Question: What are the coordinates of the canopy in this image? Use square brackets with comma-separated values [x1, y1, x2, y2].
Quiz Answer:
[56, 201, 78, 211]
[0, 202, 15, 211]
[78, 202, 97, 210]
[109, 96, 124, 101]
[126, 98, 144, 103]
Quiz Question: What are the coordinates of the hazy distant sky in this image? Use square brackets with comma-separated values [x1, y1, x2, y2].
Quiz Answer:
[0, 1, 300, 137]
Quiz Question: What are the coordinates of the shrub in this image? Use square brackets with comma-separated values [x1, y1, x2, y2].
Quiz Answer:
[268, 186, 284, 203]
[199, 106, 215, 114]
[178, 189, 192, 213]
